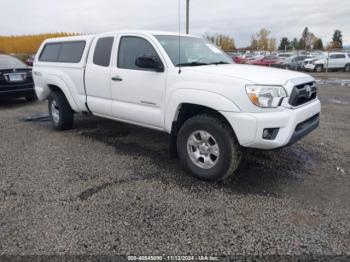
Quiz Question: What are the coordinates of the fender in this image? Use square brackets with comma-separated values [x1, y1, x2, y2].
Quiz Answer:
[38, 74, 80, 112]
[164, 88, 241, 133]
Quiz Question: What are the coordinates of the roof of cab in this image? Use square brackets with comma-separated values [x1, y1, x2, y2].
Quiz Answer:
[43, 30, 200, 43]
[44, 34, 95, 43]
[96, 30, 199, 38]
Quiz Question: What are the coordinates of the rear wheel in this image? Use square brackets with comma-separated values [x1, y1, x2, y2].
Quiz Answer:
[48, 91, 74, 130]
[315, 65, 323, 72]
[345, 64, 350, 72]
[177, 114, 241, 181]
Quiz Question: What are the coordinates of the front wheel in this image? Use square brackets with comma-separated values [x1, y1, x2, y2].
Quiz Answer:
[48, 91, 74, 130]
[315, 65, 323, 72]
[177, 114, 241, 181]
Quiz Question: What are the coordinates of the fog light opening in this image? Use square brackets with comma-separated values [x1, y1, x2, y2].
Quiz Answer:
[263, 128, 279, 140]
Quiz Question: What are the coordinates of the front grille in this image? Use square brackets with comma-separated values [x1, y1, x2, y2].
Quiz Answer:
[289, 82, 317, 107]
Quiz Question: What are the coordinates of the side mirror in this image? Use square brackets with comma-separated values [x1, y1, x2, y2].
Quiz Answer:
[135, 55, 164, 72]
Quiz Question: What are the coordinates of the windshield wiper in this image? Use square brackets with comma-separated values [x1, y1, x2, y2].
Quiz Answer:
[209, 61, 231, 65]
[176, 62, 210, 67]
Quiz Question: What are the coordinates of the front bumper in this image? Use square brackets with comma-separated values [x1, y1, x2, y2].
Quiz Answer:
[304, 64, 316, 71]
[221, 99, 321, 149]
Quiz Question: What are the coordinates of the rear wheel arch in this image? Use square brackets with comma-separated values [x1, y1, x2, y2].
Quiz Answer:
[345, 64, 350, 72]
[47, 84, 76, 111]
[44, 78, 80, 112]
[48, 84, 64, 94]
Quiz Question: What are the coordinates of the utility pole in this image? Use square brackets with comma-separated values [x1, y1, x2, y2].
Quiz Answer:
[186, 0, 190, 34]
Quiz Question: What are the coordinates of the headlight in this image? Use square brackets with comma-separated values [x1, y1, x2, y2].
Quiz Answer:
[245, 85, 287, 108]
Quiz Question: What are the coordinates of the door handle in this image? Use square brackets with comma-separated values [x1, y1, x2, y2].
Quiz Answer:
[112, 75, 123, 81]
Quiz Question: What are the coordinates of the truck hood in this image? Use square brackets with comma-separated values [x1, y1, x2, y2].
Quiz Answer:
[183, 64, 314, 86]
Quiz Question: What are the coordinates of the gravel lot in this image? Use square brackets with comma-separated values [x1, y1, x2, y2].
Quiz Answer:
[0, 79, 349, 257]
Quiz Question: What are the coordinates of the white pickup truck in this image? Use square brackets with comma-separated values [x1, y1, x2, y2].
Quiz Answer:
[304, 52, 350, 72]
[33, 31, 320, 181]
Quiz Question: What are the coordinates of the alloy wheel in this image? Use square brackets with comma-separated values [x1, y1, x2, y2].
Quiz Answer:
[187, 130, 220, 169]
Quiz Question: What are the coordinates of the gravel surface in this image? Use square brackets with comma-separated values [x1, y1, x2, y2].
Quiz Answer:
[0, 82, 349, 257]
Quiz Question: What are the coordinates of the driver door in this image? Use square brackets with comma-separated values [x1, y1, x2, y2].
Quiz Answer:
[110, 35, 166, 129]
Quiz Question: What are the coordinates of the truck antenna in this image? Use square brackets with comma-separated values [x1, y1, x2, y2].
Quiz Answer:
[178, 0, 182, 74]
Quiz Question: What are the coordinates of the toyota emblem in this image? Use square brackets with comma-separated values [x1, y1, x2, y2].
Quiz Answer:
[305, 85, 312, 99]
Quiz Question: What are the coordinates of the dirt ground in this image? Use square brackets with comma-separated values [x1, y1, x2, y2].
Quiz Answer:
[0, 79, 349, 258]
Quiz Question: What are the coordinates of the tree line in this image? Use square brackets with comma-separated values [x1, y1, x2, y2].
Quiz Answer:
[206, 27, 344, 52]
[204, 34, 236, 51]
[0, 33, 80, 54]
[276, 27, 343, 51]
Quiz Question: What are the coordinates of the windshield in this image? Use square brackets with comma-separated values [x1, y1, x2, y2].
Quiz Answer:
[155, 35, 233, 66]
[0, 55, 27, 69]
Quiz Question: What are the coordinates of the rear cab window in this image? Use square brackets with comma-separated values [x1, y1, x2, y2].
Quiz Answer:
[39, 41, 86, 63]
[93, 37, 114, 67]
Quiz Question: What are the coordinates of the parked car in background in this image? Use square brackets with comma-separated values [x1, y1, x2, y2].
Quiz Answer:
[233, 54, 255, 64]
[304, 52, 350, 72]
[277, 52, 294, 60]
[280, 55, 310, 70]
[244, 55, 264, 63]
[0, 54, 36, 101]
[247, 55, 281, 67]
[302, 54, 326, 71]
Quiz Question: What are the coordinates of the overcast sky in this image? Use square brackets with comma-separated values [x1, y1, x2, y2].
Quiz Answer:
[1, 0, 349, 47]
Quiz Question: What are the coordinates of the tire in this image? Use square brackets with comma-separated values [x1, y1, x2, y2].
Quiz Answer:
[177, 114, 241, 181]
[345, 64, 350, 72]
[315, 65, 323, 73]
[25, 94, 37, 102]
[48, 91, 74, 130]
[284, 65, 290, 70]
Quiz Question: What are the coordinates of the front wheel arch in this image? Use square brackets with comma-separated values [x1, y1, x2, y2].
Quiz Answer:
[315, 64, 323, 72]
[165, 89, 241, 133]
[169, 103, 238, 159]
